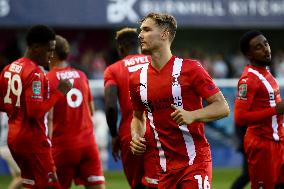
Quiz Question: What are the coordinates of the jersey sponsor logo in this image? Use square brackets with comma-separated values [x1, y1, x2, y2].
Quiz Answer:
[238, 84, 247, 99]
[32, 81, 41, 95]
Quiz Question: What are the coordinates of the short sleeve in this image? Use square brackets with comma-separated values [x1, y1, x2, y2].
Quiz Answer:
[235, 75, 257, 110]
[191, 61, 220, 99]
[129, 72, 145, 111]
[25, 70, 45, 103]
[104, 66, 117, 87]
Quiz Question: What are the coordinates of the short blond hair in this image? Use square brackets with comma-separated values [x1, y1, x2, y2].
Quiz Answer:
[140, 12, 177, 42]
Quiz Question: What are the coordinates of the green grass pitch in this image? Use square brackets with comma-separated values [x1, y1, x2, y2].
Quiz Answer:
[0, 168, 250, 189]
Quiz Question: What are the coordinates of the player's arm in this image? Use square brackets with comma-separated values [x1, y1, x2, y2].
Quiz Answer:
[26, 79, 72, 119]
[130, 110, 146, 155]
[86, 77, 95, 116]
[104, 85, 119, 138]
[234, 77, 280, 126]
[171, 61, 229, 125]
[104, 84, 121, 161]
[171, 91, 230, 125]
[234, 103, 277, 126]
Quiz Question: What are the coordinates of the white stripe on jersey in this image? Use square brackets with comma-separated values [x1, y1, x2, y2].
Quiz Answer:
[140, 64, 167, 172]
[248, 68, 280, 141]
[172, 58, 196, 165]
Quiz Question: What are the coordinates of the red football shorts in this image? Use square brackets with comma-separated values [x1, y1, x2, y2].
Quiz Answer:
[244, 132, 284, 189]
[52, 144, 105, 188]
[10, 149, 61, 189]
[120, 131, 144, 188]
[142, 127, 159, 188]
[158, 161, 212, 189]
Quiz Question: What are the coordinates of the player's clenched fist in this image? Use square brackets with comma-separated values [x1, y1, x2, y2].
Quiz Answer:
[57, 79, 72, 95]
[170, 104, 195, 125]
[130, 135, 146, 155]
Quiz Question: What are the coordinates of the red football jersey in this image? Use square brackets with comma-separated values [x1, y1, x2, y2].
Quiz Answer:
[104, 54, 150, 137]
[0, 57, 62, 153]
[129, 55, 220, 171]
[47, 66, 95, 149]
[235, 65, 284, 141]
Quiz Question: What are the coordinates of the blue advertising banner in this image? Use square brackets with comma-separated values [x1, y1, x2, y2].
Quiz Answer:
[0, 0, 284, 28]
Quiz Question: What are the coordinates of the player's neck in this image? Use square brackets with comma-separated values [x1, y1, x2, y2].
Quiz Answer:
[51, 61, 68, 70]
[151, 47, 172, 71]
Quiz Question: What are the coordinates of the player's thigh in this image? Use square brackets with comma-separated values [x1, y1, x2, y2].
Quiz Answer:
[120, 134, 144, 187]
[245, 136, 277, 188]
[12, 151, 59, 188]
[179, 161, 212, 189]
[142, 135, 159, 188]
[52, 148, 80, 188]
[276, 142, 284, 184]
[159, 162, 212, 189]
[75, 145, 105, 186]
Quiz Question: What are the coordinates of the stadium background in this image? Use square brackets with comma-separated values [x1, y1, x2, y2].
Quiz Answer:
[0, 0, 284, 188]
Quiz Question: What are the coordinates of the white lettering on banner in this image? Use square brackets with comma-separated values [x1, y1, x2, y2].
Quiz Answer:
[139, 0, 284, 17]
[140, 0, 225, 16]
[107, 0, 139, 23]
[0, 0, 10, 17]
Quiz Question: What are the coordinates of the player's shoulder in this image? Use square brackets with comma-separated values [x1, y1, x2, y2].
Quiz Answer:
[104, 59, 122, 75]
[238, 66, 259, 86]
[177, 56, 204, 72]
[181, 57, 202, 67]
[239, 65, 259, 80]
[8, 57, 40, 77]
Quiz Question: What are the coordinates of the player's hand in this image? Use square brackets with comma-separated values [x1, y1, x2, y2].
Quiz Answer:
[276, 101, 284, 114]
[112, 136, 121, 161]
[57, 79, 72, 95]
[130, 134, 146, 155]
[170, 104, 194, 125]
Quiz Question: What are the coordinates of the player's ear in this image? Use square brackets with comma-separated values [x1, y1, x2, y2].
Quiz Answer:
[30, 43, 42, 54]
[161, 29, 170, 41]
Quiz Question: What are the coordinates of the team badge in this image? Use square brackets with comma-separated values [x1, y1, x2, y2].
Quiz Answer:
[238, 84, 247, 98]
[32, 81, 41, 95]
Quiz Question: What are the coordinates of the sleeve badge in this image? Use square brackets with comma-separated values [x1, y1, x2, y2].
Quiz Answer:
[238, 84, 247, 99]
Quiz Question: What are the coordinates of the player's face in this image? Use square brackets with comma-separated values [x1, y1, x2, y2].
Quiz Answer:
[37, 40, 56, 67]
[247, 35, 271, 66]
[139, 18, 165, 54]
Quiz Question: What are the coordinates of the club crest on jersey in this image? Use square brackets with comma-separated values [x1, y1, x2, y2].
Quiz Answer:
[172, 73, 180, 86]
[32, 81, 41, 95]
[238, 84, 247, 99]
